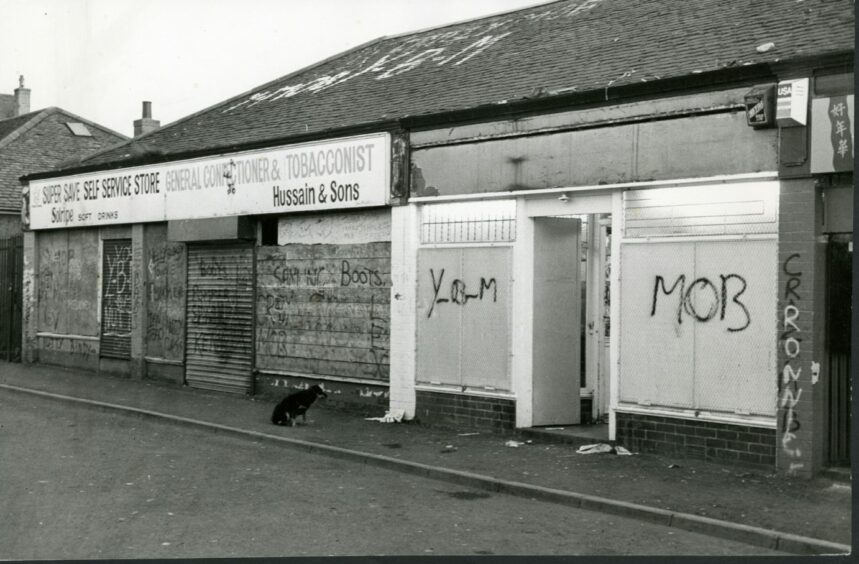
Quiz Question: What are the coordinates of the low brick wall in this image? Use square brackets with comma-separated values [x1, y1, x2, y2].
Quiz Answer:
[254, 372, 389, 417]
[616, 412, 776, 468]
[415, 390, 515, 431]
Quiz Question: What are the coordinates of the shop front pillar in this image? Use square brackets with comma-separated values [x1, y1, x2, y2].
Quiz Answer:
[776, 178, 827, 477]
[130, 224, 146, 379]
[388, 205, 418, 418]
[21, 229, 37, 364]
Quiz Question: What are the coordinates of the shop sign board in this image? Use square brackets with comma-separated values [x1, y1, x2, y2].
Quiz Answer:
[26, 133, 391, 230]
[810, 95, 854, 173]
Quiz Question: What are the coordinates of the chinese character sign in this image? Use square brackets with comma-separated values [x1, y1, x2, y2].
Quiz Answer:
[811, 95, 854, 173]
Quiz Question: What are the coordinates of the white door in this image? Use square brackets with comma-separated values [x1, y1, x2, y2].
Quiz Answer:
[531, 217, 581, 426]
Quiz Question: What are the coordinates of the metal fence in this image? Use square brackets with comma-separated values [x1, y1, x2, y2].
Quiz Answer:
[0, 235, 23, 362]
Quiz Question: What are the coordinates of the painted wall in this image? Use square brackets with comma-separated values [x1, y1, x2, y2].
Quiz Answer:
[416, 246, 511, 390]
[619, 239, 777, 415]
[411, 112, 777, 196]
[143, 223, 186, 362]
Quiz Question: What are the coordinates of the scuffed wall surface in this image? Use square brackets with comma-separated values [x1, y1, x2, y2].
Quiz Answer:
[144, 224, 186, 361]
[256, 241, 391, 382]
[278, 209, 391, 245]
[35, 228, 99, 369]
[37, 228, 98, 336]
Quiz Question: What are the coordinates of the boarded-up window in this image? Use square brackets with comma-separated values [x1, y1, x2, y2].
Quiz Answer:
[256, 242, 391, 381]
[144, 224, 186, 361]
[618, 239, 777, 415]
[37, 229, 99, 336]
[101, 239, 132, 358]
[417, 247, 511, 390]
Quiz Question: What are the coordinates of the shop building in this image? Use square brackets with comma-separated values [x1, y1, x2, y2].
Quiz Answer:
[20, 0, 852, 476]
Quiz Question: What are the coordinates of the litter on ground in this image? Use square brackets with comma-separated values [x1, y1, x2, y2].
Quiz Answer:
[576, 443, 634, 455]
[365, 409, 405, 423]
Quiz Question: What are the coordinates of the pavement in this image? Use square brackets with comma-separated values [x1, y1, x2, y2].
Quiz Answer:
[0, 360, 852, 555]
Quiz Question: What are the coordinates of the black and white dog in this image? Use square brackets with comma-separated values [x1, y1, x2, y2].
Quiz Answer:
[271, 385, 328, 426]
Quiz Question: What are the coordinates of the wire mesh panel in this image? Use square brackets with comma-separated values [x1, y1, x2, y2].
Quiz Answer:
[420, 200, 516, 244]
[100, 239, 132, 359]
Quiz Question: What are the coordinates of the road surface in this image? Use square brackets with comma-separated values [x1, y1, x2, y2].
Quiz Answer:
[0, 391, 785, 558]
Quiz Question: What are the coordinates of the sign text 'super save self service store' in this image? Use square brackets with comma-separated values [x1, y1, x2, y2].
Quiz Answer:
[28, 133, 391, 230]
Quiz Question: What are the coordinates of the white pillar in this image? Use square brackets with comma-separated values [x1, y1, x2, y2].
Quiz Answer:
[511, 196, 534, 428]
[608, 190, 623, 440]
[388, 204, 418, 418]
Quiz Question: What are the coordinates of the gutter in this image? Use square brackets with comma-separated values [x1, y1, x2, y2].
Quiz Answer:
[21, 49, 853, 183]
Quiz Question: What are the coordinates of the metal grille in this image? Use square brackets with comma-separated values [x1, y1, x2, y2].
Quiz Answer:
[0, 235, 22, 362]
[100, 239, 132, 359]
[420, 200, 516, 244]
[185, 244, 254, 394]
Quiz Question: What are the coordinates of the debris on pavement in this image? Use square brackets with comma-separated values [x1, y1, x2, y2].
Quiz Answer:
[505, 440, 526, 447]
[576, 443, 634, 455]
[365, 409, 405, 423]
[756, 41, 775, 53]
[457, 432, 480, 436]
[668, 463, 681, 469]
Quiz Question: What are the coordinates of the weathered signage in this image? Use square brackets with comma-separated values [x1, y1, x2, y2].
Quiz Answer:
[810, 95, 854, 173]
[27, 133, 391, 230]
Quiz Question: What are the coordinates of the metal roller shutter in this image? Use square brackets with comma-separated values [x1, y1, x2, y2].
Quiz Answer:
[101, 239, 132, 359]
[185, 244, 254, 394]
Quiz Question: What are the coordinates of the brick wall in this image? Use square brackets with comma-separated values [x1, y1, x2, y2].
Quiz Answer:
[616, 412, 776, 468]
[776, 178, 827, 477]
[415, 390, 515, 431]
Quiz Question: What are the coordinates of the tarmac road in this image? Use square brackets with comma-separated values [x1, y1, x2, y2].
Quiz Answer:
[0, 391, 787, 558]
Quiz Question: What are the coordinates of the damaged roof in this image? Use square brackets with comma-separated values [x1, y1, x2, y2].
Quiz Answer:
[82, 0, 853, 168]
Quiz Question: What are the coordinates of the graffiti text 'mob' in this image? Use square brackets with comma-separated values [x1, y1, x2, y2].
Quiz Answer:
[651, 274, 750, 332]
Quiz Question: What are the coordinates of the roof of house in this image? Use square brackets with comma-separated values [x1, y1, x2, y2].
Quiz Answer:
[0, 110, 39, 142]
[0, 108, 127, 210]
[70, 0, 855, 170]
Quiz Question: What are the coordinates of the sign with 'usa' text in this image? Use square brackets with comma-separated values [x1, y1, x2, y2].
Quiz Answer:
[26, 132, 391, 230]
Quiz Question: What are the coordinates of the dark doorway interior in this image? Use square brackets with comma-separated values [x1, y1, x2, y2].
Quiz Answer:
[826, 235, 851, 466]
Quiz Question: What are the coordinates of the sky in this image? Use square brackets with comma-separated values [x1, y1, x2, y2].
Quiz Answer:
[0, 0, 551, 138]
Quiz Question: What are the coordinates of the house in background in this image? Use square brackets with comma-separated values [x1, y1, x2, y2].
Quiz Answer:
[0, 76, 128, 361]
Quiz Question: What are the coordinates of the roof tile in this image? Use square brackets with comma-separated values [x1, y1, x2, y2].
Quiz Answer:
[85, 0, 854, 167]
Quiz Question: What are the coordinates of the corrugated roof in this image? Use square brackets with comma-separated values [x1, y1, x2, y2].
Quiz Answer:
[84, 0, 854, 167]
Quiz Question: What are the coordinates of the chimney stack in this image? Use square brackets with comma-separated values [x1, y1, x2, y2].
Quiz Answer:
[14, 75, 30, 116]
[133, 101, 160, 137]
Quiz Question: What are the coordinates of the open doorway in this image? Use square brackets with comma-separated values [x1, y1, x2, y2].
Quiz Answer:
[530, 211, 612, 428]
